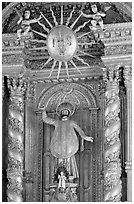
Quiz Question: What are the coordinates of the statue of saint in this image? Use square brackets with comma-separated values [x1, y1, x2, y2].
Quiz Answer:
[42, 102, 93, 179]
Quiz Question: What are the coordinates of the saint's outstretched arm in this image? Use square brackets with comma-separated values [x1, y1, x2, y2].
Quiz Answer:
[42, 110, 56, 126]
[72, 121, 93, 142]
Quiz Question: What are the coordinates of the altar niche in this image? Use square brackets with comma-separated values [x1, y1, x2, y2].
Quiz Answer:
[35, 107, 103, 202]
[24, 81, 104, 202]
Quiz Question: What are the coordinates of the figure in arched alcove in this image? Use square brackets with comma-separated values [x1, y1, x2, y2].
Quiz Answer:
[42, 102, 93, 180]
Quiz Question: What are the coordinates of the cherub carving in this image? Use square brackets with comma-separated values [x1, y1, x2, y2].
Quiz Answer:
[81, 4, 106, 30]
[16, 9, 42, 40]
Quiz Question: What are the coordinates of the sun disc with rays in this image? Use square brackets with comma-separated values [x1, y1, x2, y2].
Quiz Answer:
[31, 4, 96, 79]
[47, 25, 77, 62]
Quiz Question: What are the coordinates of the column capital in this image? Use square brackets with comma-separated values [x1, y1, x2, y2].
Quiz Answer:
[103, 65, 120, 90]
[124, 65, 132, 87]
[7, 76, 27, 96]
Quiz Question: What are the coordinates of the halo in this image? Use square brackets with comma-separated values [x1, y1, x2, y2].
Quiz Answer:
[56, 102, 75, 116]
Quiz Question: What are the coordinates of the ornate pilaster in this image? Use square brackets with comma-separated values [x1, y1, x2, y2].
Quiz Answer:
[103, 67, 122, 201]
[124, 65, 132, 202]
[7, 77, 26, 202]
[24, 80, 36, 202]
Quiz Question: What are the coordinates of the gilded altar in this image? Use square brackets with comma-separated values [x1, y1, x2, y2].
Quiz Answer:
[2, 2, 132, 202]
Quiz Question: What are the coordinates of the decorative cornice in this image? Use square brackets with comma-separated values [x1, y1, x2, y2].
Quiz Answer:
[2, 33, 32, 52]
[102, 54, 132, 68]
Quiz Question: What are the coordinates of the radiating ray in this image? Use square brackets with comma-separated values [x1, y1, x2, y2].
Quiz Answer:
[70, 59, 82, 74]
[60, 5, 63, 25]
[74, 56, 90, 67]
[31, 29, 47, 38]
[49, 60, 57, 78]
[74, 19, 91, 33]
[70, 13, 82, 30]
[66, 6, 75, 26]
[78, 50, 95, 58]
[77, 31, 92, 39]
[40, 57, 52, 69]
[50, 6, 58, 26]
[29, 39, 47, 44]
[64, 62, 69, 78]
[38, 21, 50, 33]
[70, 2, 86, 29]
[57, 61, 62, 79]
[40, 12, 53, 28]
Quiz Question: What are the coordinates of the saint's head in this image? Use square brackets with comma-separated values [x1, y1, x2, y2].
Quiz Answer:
[61, 109, 70, 120]
[56, 102, 75, 119]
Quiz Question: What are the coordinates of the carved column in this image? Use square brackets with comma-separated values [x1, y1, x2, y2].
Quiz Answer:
[103, 67, 122, 201]
[7, 77, 26, 202]
[124, 65, 132, 202]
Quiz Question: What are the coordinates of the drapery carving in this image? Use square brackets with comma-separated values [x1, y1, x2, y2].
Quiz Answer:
[103, 67, 122, 201]
[7, 77, 26, 202]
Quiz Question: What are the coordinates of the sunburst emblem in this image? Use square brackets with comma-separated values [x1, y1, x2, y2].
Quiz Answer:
[31, 4, 95, 79]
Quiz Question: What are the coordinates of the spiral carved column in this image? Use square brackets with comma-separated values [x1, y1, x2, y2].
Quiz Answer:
[7, 77, 26, 202]
[104, 67, 122, 202]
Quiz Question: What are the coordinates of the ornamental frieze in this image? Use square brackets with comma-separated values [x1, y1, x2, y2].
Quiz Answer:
[105, 44, 132, 56]
[2, 54, 24, 65]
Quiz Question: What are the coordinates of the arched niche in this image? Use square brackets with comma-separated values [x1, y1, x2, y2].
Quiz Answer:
[35, 82, 103, 202]
[38, 82, 98, 112]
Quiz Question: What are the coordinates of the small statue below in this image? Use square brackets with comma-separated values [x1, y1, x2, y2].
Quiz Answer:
[81, 4, 106, 31]
[49, 166, 78, 202]
[16, 9, 41, 40]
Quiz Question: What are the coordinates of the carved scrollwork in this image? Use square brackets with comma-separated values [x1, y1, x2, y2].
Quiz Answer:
[104, 67, 122, 202]
[7, 77, 26, 202]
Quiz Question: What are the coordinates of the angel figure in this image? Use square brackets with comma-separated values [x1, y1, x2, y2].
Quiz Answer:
[42, 102, 93, 180]
[16, 9, 42, 40]
[81, 4, 106, 30]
